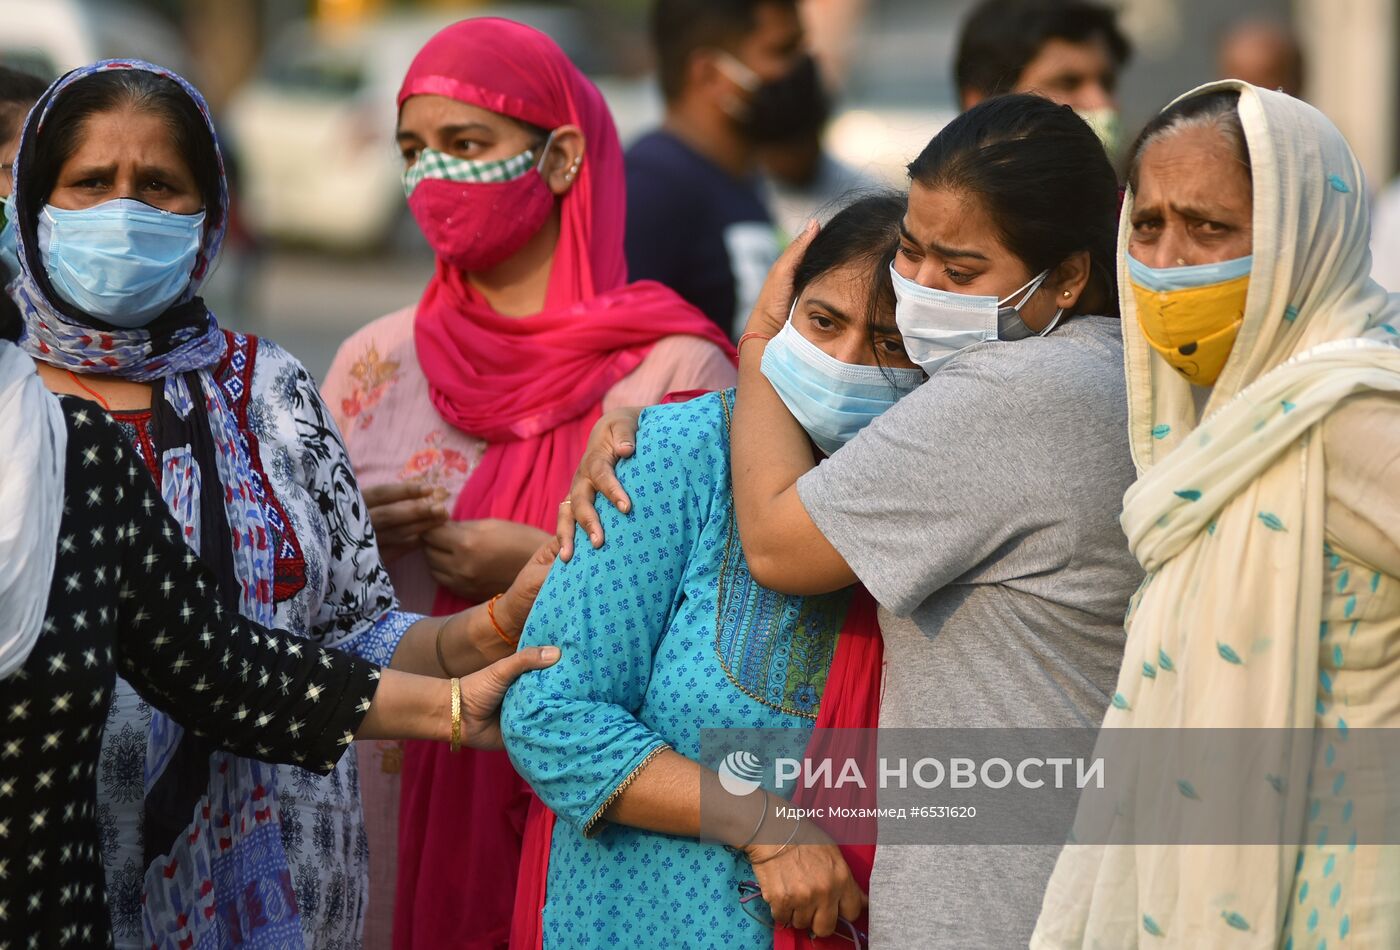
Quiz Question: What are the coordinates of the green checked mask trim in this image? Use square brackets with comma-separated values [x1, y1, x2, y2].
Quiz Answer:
[402, 144, 540, 198]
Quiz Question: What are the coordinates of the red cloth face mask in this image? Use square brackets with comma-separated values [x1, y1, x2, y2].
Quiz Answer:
[407, 164, 556, 272]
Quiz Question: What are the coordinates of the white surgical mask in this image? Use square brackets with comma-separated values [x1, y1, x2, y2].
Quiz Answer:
[37, 198, 205, 327]
[890, 264, 1062, 373]
[760, 315, 924, 456]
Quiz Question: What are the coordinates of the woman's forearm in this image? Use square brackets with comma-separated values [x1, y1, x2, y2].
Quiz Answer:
[732, 338, 820, 527]
[356, 668, 451, 741]
[387, 606, 511, 678]
[731, 342, 855, 593]
[601, 748, 782, 848]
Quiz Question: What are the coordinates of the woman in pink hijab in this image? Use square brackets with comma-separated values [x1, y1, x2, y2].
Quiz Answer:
[321, 18, 737, 950]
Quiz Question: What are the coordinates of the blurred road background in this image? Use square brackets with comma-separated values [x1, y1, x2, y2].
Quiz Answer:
[3, 0, 1396, 379]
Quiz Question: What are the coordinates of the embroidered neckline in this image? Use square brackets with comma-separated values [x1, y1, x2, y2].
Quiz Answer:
[712, 390, 847, 719]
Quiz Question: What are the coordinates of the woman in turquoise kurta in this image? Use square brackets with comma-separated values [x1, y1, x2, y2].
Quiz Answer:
[501, 195, 923, 950]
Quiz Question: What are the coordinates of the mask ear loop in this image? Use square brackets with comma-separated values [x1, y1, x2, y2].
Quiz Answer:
[1002, 268, 1065, 336]
[998, 268, 1051, 308]
[714, 51, 761, 93]
[532, 128, 561, 176]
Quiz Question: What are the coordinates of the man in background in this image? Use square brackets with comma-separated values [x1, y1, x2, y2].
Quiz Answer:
[757, 51, 879, 237]
[626, 0, 804, 337]
[954, 0, 1132, 154]
[1217, 18, 1305, 98]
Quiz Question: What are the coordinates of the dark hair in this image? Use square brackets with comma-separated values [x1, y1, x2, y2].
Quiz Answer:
[0, 262, 19, 342]
[955, 0, 1131, 101]
[907, 93, 1120, 316]
[0, 66, 48, 146]
[1127, 90, 1249, 191]
[791, 191, 907, 370]
[650, 0, 797, 103]
[20, 69, 221, 227]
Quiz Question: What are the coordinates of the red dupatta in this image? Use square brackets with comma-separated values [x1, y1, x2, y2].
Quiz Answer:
[393, 18, 733, 950]
[774, 588, 883, 949]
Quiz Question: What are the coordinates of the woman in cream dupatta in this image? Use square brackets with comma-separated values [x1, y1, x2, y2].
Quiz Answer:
[1033, 81, 1400, 948]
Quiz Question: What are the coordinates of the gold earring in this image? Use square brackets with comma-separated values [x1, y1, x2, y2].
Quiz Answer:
[1062, 290, 1071, 298]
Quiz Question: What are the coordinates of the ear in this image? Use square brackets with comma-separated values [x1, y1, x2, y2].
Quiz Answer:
[539, 125, 585, 197]
[1049, 249, 1093, 312]
[689, 49, 725, 97]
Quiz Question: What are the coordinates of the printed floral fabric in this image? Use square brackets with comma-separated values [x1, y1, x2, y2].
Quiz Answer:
[335, 342, 400, 433]
[98, 332, 416, 950]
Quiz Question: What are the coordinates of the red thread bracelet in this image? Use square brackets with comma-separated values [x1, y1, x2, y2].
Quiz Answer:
[486, 594, 518, 647]
[737, 332, 771, 352]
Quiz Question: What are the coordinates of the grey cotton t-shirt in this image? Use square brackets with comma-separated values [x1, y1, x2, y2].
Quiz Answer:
[796, 316, 1143, 948]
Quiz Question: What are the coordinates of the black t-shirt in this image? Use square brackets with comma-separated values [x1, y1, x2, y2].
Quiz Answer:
[624, 130, 779, 338]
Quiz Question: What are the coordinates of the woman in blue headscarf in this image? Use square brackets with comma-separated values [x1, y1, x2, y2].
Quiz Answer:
[6, 60, 538, 949]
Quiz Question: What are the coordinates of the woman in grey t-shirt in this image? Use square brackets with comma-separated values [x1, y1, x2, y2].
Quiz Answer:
[558, 96, 1142, 948]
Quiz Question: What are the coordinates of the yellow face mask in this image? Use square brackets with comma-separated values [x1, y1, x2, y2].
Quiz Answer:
[1128, 255, 1251, 387]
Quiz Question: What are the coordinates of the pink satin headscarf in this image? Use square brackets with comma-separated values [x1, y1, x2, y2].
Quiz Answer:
[399, 15, 624, 305]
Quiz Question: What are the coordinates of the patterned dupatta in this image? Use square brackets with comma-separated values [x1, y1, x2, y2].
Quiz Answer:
[1033, 82, 1400, 948]
[8, 60, 305, 948]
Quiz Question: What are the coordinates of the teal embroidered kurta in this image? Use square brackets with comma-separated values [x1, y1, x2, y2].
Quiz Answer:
[502, 391, 848, 950]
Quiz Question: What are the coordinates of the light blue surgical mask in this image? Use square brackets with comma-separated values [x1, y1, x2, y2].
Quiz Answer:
[890, 264, 1063, 373]
[37, 198, 206, 327]
[1126, 253, 1254, 291]
[0, 197, 17, 281]
[760, 316, 925, 456]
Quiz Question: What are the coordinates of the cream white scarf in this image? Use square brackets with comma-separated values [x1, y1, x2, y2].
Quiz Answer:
[1033, 81, 1400, 947]
[0, 339, 67, 679]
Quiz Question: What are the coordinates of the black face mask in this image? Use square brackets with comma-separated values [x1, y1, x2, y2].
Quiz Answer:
[723, 53, 832, 146]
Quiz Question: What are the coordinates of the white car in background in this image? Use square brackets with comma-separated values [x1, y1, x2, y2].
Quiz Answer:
[227, 7, 656, 251]
[0, 0, 190, 83]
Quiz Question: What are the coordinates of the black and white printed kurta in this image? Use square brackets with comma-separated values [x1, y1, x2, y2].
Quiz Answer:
[97, 333, 416, 949]
[0, 398, 380, 949]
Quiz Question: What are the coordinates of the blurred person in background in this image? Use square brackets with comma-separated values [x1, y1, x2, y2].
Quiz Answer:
[7, 59, 554, 949]
[0, 65, 47, 275]
[1216, 17, 1305, 98]
[319, 18, 736, 950]
[955, 0, 1132, 156]
[625, 0, 805, 337]
[757, 52, 879, 237]
[1035, 81, 1400, 950]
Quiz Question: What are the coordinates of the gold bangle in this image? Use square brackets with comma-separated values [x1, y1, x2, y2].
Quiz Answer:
[449, 677, 462, 752]
[434, 614, 455, 677]
[486, 593, 518, 648]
